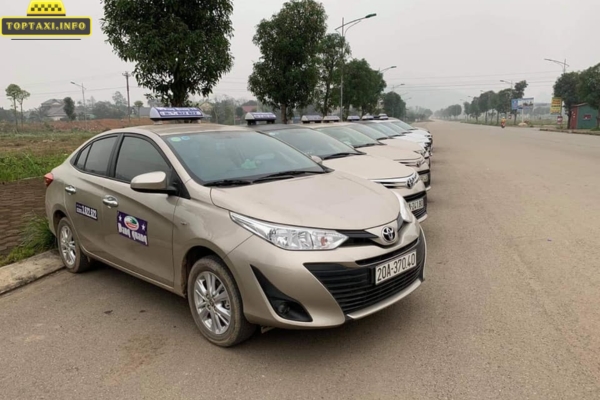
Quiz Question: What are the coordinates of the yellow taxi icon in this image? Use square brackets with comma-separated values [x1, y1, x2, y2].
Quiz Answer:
[27, 1, 67, 16]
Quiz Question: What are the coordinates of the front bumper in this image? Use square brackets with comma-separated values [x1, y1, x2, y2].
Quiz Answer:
[226, 222, 426, 329]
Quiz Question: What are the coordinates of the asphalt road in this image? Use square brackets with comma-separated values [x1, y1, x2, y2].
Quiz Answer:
[1, 121, 599, 400]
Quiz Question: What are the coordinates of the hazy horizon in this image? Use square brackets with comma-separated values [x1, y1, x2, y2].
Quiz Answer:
[1, 0, 597, 112]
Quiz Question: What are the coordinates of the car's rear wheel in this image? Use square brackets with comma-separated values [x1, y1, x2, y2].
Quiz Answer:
[57, 217, 92, 273]
[187, 256, 256, 347]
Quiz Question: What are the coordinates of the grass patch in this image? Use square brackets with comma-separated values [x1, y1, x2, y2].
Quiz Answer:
[0, 131, 93, 183]
[0, 214, 56, 267]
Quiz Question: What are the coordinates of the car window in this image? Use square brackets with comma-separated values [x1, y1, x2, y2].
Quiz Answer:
[165, 130, 322, 183]
[75, 145, 90, 169]
[115, 137, 171, 182]
[83, 136, 117, 176]
[316, 126, 379, 147]
[345, 124, 388, 140]
[365, 123, 404, 137]
[267, 128, 360, 158]
[393, 120, 415, 130]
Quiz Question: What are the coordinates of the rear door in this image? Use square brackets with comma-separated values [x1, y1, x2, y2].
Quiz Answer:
[64, 135, 119, 256]
[100, 134, 178, 286]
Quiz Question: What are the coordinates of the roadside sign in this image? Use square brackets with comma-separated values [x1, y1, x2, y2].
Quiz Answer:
[551, 97, 562, 115]
[557, 115, 563, 124]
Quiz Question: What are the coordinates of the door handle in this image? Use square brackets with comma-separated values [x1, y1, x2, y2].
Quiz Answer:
[65, 185, 77, 195]
[102, 196, 119, 208]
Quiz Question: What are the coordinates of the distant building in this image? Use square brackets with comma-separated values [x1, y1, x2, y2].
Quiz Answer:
[570, 103, 599, 129]
[42, 99, 67, 121]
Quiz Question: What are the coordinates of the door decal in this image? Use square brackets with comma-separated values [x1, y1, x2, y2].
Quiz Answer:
[76, 202, 98, 221]
[117, 211, 149, 246]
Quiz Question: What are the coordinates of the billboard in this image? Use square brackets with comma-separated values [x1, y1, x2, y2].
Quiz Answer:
[551, 97, 562, 115]
[511, 98, 534, 110]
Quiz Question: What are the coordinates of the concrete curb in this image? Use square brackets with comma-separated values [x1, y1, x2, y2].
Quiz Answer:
[539, 128, 600, 136]
[0, 250, 64, 295]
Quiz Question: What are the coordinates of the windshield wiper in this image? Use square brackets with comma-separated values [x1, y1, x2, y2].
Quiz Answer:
[355, 143, 379, 148]
[323, 152, 357, 160]
[253, 170, 326, 183]
[204, 179, 253, 187]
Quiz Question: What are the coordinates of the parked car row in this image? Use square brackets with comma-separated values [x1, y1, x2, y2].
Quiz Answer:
[45, 107, 433, 347]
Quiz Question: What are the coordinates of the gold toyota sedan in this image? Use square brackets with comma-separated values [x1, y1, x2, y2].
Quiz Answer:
[45, 108, 428, 347]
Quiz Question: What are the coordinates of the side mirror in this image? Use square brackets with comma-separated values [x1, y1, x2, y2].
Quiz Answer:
[310, 155, 323, 165]
[130, 171, 176, 194]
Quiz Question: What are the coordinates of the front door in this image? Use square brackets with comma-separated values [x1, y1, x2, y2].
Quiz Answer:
[99, 135, 177, 286]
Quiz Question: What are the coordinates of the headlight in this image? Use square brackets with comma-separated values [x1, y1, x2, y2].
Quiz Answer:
[414, 149, 426, 156]
[393, 192, 414, 222]
[230, 213, 348, 251]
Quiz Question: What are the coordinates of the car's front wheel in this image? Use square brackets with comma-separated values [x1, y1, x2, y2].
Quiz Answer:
[187, 256, 257, 347]
[57, 217, 92, 273]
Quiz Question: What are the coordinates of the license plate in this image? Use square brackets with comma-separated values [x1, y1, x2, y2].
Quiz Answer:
[375, 251, 418, 285]
[420, 173, 430, 183]
[409, 198, 425, 211]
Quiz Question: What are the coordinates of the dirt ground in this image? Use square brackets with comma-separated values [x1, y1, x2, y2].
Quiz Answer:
[0, 178, 46, 256]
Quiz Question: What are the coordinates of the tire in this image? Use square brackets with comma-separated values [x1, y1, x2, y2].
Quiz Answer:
[57, 217, 92, 273]
[187, 256, 257, 347]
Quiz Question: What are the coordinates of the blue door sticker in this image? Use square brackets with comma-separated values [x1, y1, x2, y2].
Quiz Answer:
[76, 203, 98, 220]
[117, 212, 149, 246]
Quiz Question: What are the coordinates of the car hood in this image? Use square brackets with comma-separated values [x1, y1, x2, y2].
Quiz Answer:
[323, 154, 413, 180]
[378, 139, 424, 152]
[210, 171, 400, 230]
[359, 145, 422, 162]
[395, 135, 429, 144]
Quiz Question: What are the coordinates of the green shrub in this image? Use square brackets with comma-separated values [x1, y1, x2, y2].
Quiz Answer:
[0, 214, 56, 267]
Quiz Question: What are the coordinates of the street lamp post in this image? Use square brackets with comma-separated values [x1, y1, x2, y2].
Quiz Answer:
[544, 58, 569, 74]
[380, 66, 397, 74]
[70, 82, 87, 129]
[335, 13, 376, 120]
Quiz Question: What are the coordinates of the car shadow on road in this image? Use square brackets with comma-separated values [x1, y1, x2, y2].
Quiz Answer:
[85, 262, 426, 365]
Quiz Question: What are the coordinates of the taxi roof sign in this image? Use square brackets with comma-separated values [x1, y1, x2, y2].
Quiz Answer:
[323, 116, 340, 123]
[346, 116, 360, 122]
[149, 107, 204, 122]
[377, 114, 389, 120]
[301, 115, 323, 124]
[245, 112, 277, 125]
[361, 115, 375, 120]
[27, 1, 67, 16]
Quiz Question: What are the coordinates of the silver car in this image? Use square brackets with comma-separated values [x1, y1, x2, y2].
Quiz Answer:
[45, 108, 428, 347]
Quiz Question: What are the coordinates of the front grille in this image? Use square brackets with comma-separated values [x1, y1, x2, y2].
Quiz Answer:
[305, 238, 424, 314]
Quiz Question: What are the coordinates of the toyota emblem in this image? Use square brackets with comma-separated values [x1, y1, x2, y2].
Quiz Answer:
[382, 226, 396, 243]
[406, 176, 414, 189]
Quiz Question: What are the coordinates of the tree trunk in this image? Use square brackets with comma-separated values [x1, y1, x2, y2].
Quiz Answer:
[20, 103, 24, 127]
[566, 106, 572, 128]
[281, 103, 288, 124]
[12, 100, 18, 130]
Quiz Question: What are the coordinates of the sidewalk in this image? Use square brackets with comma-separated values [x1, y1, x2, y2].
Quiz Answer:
[0, 250, 63, 295]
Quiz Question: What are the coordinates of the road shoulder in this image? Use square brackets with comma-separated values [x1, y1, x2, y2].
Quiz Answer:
[0, 250, 63, 295]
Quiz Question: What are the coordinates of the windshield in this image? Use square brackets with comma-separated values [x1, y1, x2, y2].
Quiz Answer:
[344, 124, 389, 141]
[315, 126, 381, 148]
[392, 120, 415, 130]
[266, 128, 361, 159]
[363, 123, 405, 137]
[165, 131, 324, 184]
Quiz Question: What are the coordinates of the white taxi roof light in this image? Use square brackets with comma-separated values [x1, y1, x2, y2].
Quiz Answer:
[378, 114, 389, 120]
[150, 107, 204, 122]
[362, 115, 375, 120]
[346, 115, 360, 122]
[323, 116, 340, 123]
[301, 115, 323, 124]
[245, 112, 277, 125]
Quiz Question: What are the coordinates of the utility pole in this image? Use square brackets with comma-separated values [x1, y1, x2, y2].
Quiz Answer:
[70, 82, 87, 130]
[123, 72, 132, 124]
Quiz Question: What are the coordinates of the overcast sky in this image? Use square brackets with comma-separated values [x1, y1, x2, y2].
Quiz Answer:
[1, 0, 597, 111]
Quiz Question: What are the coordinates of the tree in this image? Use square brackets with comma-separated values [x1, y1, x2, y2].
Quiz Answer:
[92, 101, 125, 119]
[15, 89, 30, 127]
[494, 89, 512, 124]
[63, 97, 76, 121]
[470, 97, 481, 122]
[134, 100, 144, 119]
[248, 0, 327, 123]
[463, 102, 470, 119]
[511, 80, 528, 125]
[578, 63, 600, 128]
[383, 92, 406, 118]
[102, 0, 234, 106]
[5, 84, 21, 130]
[554, 72, 580, 128]
[315, 33, 350, 116]
[338, 59, 386, 115]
